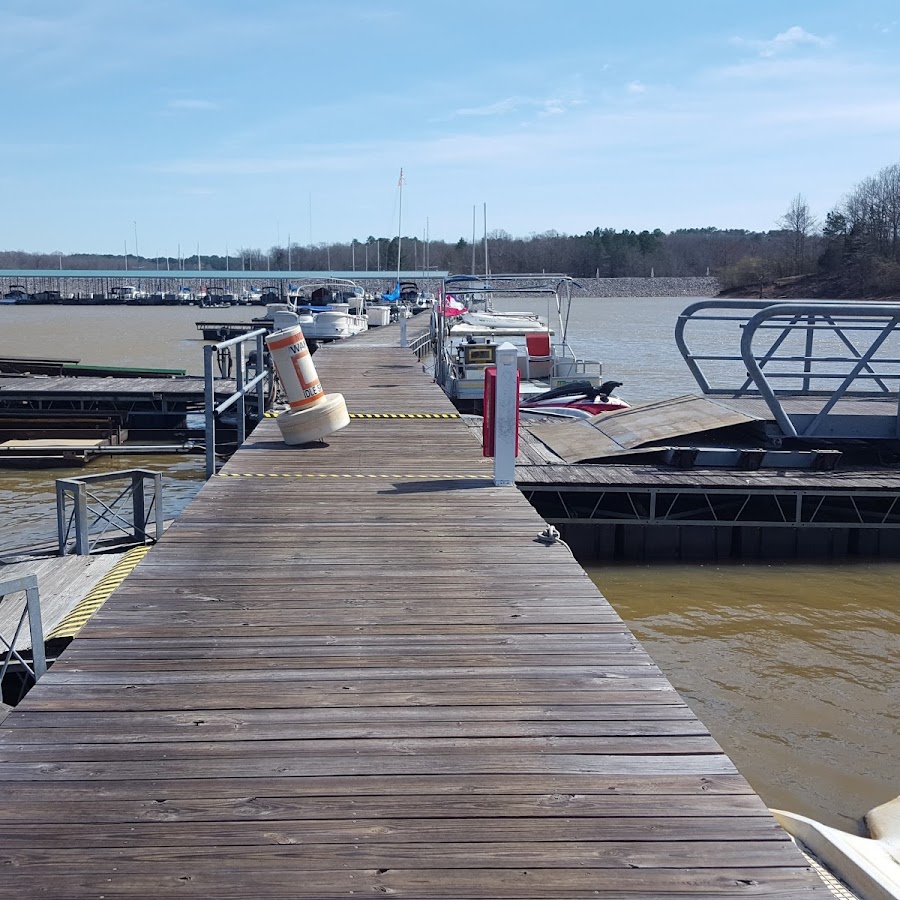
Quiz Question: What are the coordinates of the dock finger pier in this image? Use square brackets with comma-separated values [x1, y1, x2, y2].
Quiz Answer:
[0, 323, 827, 897]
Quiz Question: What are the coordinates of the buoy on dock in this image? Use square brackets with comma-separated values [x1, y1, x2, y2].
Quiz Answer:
[265, 325, 350, 444]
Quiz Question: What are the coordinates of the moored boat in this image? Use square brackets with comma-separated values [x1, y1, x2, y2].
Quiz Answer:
[520, 379, 629, 418]
[258, 278, 368, 342]
[432, 274, 604, 410]
[1, 285, 29, 304]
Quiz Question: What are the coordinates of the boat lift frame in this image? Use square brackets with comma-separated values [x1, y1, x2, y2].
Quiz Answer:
[675, 300, 900, 439]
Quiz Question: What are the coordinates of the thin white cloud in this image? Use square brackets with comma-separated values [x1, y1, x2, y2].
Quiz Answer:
[732, 25, 832, 58]
[767, 25, 831, 54]
[168, 99, 219, 111]
[626, 81, 647, 94]
[353, 8, 401, 22]
[455, 97, 523, 117]
[454, 95, 582, 118]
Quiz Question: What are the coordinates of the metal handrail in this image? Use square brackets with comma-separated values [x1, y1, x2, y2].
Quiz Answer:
[204, 328, 270, 478]
[676, 300, 900, 439]
[56, 469, 163, 555]
[0, 574, 46, 685]
[408, 331, 434, 361]
[677, 300, 900, 394]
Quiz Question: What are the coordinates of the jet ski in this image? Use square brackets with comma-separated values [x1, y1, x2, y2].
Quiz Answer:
[520, 380, 629, 417]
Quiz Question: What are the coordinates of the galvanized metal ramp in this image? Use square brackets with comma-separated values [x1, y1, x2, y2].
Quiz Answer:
[0, 549, 147, 651]
[0, 327, 826, 897]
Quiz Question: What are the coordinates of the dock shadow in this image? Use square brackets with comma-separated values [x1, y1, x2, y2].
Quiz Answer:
[378, 477, 494, 494]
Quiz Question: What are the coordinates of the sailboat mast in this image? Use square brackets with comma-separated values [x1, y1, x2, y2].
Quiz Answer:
[471, 205, 476, 275]
[483, 202, 489, 277]
[396, 168, 403, 285]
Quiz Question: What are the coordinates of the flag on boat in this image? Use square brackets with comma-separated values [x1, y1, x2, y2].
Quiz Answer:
[439, 294, 466, 317]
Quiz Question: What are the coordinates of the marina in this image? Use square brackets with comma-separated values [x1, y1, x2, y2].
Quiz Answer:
[6, 4, 899, 894]
[0, 270, 449, 306]
[0, 317, 827, 897]
[0, 294, 896, 892]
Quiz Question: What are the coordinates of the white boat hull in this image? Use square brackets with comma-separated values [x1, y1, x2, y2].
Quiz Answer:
[303, 311, 368, 341]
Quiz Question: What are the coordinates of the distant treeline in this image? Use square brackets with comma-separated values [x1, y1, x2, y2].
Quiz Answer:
[0, 230, 803, 280]
[4, 159, 899, 295]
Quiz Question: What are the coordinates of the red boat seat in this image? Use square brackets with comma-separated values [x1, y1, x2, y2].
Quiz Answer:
[526, 332, 551, 359]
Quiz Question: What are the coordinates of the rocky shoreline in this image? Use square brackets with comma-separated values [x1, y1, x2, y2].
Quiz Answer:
[719, 272, 900, 301]
[571, 276, 720, 297]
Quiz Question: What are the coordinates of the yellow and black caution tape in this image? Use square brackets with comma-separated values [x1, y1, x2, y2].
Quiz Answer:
[215, 472, 491, 480]
[48, 545, 151, 640]
[264, 411, 458, 419]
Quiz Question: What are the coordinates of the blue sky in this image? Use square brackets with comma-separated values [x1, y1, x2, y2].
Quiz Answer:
[3, 0, 900, 255]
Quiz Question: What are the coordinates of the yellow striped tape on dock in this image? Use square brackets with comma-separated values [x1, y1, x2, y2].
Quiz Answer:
[49, 545, 151, 640]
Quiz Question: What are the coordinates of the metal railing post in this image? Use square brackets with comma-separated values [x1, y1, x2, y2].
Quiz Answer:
[236, 339, 246, 446]
[74, 482, 90, 556]
[132, 471, 146, 542]
[204, 343, 216, 479]
[56, 480, 68, 556]
[256, 331, 266, 418]
[24, 577, 46, 680]
[152, 471, 163, 542]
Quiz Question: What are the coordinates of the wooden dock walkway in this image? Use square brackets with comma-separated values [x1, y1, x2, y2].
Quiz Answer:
[0, 323, 826, 897]
[0, 374, 236, 410]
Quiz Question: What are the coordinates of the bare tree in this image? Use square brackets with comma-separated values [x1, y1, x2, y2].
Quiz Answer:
[779, 194, 818, 275]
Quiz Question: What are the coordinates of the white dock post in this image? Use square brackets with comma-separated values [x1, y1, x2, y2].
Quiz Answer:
[399, 310, 408, 347]
[494, 341, 518, 486]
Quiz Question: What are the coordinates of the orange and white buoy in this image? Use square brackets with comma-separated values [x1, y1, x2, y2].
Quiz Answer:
[265, 325, 350, 444]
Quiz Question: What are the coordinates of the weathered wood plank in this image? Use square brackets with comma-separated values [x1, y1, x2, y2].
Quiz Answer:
[0, 818, 788, 848]
[3, 792, 771, 825]
[0, 865, 829, 899]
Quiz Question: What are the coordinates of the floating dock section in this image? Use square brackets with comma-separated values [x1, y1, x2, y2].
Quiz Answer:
[0, 322, 826, 896]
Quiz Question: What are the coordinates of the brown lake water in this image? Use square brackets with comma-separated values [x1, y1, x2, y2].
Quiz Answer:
[1, 298, 897, 830]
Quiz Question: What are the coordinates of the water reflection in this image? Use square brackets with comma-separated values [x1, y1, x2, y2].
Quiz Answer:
[0, 454, 207, 553]
[588, 562, 900, 832]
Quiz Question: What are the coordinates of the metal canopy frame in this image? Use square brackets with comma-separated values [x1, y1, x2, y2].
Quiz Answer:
[675, 300, 900, 439]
